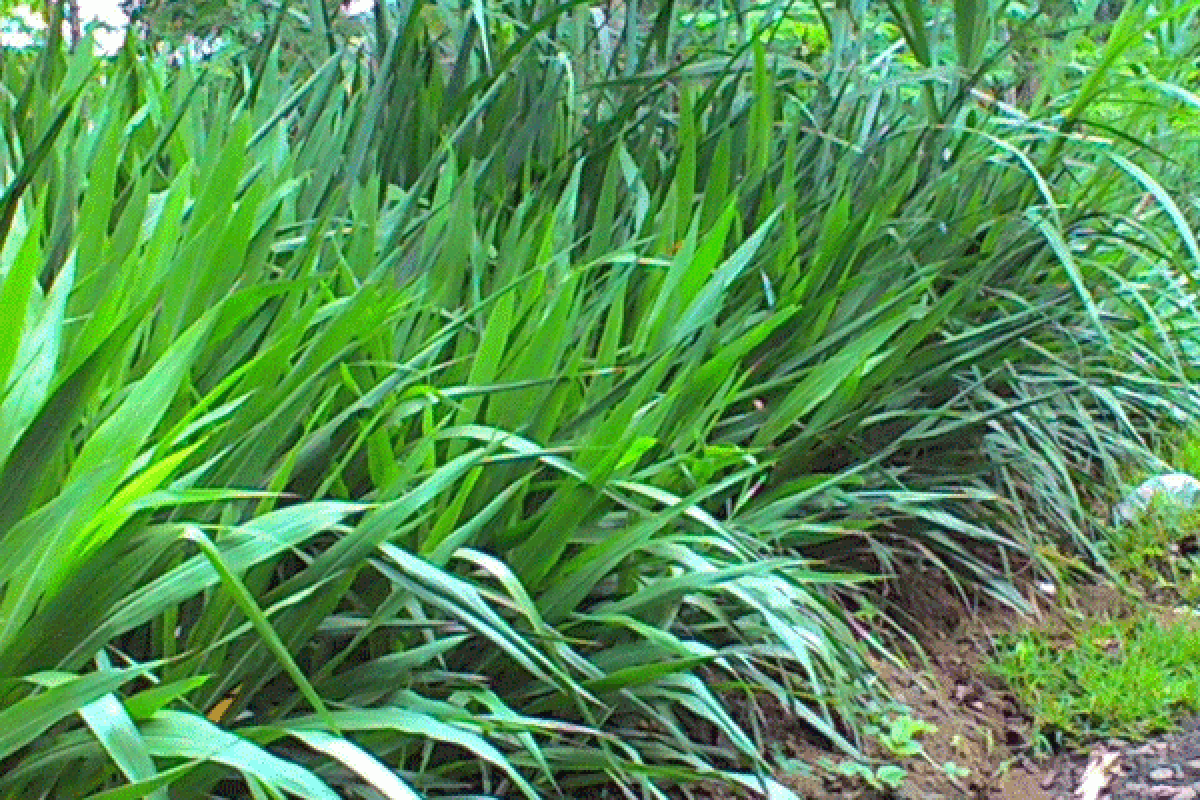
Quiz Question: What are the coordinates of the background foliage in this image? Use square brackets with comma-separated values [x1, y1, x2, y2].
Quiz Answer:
[2, 0, 1200, 797]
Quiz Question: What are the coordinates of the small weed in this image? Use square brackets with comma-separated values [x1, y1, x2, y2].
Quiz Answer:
[773, 749, 814, 778]
[819, 711, 971, 793]
[820, 758, 908, 792]
[873, 713, 937, 758]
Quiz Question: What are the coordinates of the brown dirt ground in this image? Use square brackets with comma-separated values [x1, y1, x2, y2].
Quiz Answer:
[687, 559, 1200, 800]
[748, 577, 1141, 800]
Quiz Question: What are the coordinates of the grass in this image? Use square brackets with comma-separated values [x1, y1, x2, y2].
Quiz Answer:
[3, 0, 1200, 797]
[991, 614, 1200, 745]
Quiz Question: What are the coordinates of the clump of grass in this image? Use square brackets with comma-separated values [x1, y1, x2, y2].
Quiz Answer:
[1173, 435, 1200, 478]
[1102, 503, 1200, 602]
[990, 614, 1200, 746]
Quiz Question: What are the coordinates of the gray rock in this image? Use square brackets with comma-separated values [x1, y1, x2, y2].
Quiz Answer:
[1114, 472, 1200, 523]
[1150, 766, 1178, 782]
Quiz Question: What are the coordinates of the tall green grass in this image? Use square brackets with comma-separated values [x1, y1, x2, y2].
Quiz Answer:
[1, 0, 1199, 796]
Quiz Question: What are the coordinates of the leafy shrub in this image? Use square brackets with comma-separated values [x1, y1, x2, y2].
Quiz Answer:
[2, 1, 1200, 797]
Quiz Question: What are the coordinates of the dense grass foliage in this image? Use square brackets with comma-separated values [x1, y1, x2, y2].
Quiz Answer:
[2, 0, 1200, 796]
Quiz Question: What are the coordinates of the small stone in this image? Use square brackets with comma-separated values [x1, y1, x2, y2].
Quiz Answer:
[1040, 771, 1056, 789]
[1174, 788, 1198, 800]
[1135, 744, 1161, 756]
[1186, 760, 1200, 775]
[1151, 767, 1178, 782]
[1150, 787, 1180, 799]
[1114, 472, 1200, 523]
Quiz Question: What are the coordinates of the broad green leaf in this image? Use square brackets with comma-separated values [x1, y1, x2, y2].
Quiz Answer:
[286, 708, 538, 800]
[290, 730, 422, 800]
[0, 666, 148, 762]
[141, 712, 338, 800]
[29, 671, 165, 800]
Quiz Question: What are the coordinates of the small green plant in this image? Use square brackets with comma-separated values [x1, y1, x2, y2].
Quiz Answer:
[773, 748, 815, 779]
[874, 713, 937, 758]
[818, 711, 961, 793]
[822, 758, 908, 792]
